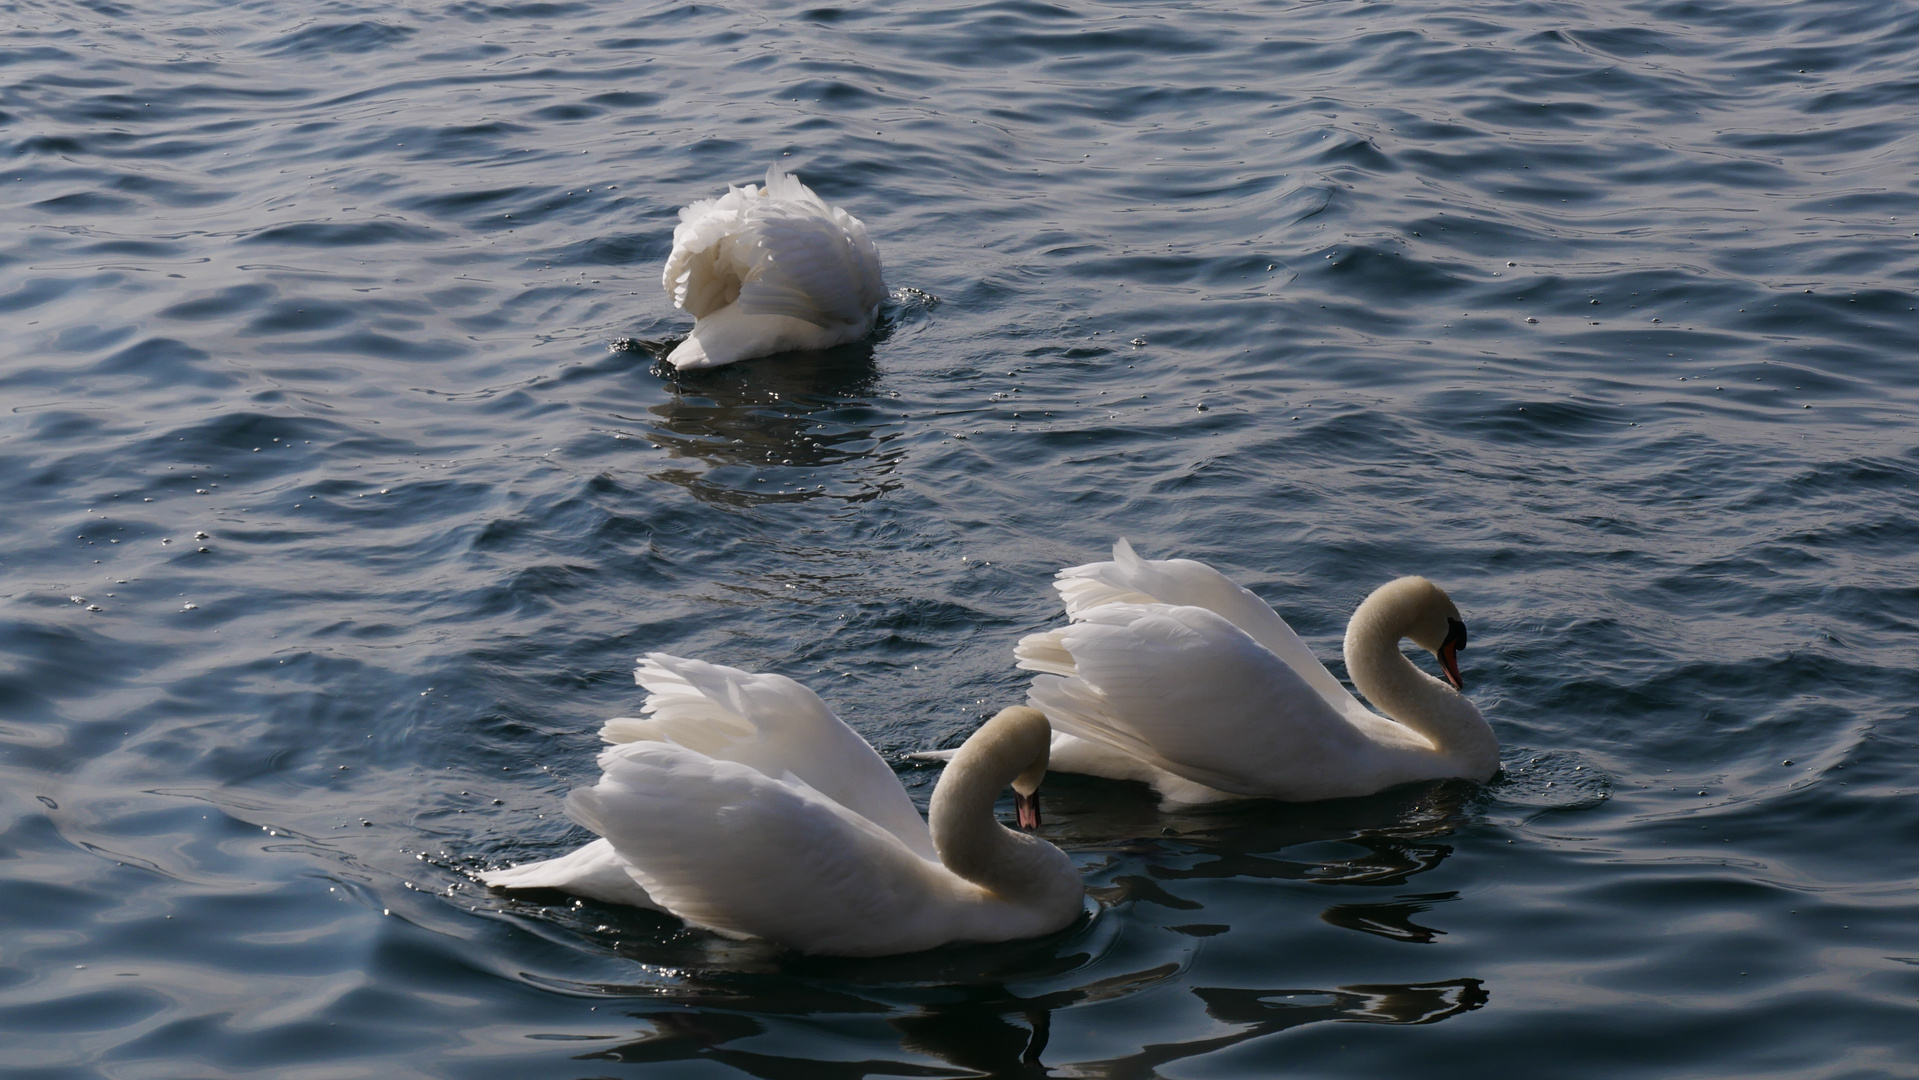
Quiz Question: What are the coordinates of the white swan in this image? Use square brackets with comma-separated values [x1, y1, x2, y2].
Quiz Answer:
[480, 654, 1082, 956]
[1012, 540, 1499, 806]
[660, 164, 885, 369]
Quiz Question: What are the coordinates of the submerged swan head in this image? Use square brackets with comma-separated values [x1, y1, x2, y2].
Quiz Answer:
[1358, 576, 1471, 691]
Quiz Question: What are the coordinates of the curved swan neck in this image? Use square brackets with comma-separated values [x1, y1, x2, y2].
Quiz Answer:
[929, 708, 1075, 902]
[1343, 578, 1499, 779]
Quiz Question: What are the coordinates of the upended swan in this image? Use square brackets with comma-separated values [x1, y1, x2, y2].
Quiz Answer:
[479, 654, 1082, 956]
[1010, 540, 1500, 806]
[660, 163, 885, 369]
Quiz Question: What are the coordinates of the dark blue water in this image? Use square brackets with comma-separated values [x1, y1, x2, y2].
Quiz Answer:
[5, 0, 1919, 1075]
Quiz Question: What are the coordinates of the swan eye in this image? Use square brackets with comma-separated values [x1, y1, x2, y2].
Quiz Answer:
[1446, 617, 1468, 651]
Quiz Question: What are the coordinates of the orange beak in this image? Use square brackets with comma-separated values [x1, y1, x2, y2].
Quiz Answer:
[1014, 791, 1041, 830]
[1439, 617, 1468, 692]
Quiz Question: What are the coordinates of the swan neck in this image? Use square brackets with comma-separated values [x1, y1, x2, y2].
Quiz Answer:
[929, 710, 1074, 903]
[1343, 587, 1498, 778]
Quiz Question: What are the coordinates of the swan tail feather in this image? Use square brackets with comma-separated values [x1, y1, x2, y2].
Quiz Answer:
[760, 161, 828, 210]
[477, 838, 663, 910]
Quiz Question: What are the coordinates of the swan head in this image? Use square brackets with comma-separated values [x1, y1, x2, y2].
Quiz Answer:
[1371, 576, 1470, 691]
[977, 706, 1050, 829]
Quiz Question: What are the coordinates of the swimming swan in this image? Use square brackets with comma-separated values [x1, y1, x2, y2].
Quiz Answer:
[1012, 541, 1499, 806]
[480, 654, 1082, 956]
[661, 164, 885, 369]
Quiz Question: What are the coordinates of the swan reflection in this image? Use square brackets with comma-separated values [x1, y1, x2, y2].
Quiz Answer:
[1046, 772, 1477, 890]
[576, 971, 1485, 1077]
[632, 340, 904, 508]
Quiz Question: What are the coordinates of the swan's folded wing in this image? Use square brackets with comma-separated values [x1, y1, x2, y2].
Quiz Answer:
[609, 653, 935, 860]
[1027, 604, 1376, 799]
[733, 207, 884, 329]
[569, 743, 949, 956]
[1053, 540, 1366, 719]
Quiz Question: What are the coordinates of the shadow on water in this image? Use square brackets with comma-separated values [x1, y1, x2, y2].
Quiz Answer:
[616, 337, 905, 509]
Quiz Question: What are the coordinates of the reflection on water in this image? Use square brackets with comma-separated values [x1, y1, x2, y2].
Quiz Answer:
[1320, 891, 1459, 944]
[1057, 980, 1487, 1079]
[575, 970, 1485, 1077]
[620, 338, 904, 508]
[1050, 774, 1477, 891]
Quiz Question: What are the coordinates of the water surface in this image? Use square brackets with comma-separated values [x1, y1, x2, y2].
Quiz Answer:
[4, 0, 1919, 1076]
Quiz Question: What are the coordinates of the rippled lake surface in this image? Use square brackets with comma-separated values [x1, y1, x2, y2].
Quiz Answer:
[6, 0, 1919, 1075]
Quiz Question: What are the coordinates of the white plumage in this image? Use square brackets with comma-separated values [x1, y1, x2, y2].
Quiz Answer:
[1014, 540, 1501, 806]
[480, 655, 1083, 956]
[660, 164, 885, 369]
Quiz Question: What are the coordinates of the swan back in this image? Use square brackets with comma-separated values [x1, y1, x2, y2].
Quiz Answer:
[603, 653, 935, 860]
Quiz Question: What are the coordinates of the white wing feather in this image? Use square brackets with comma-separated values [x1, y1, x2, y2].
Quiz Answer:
[1049, 539, 1368, 721]
[568, 742, 954, 956]
[735, 209, 883, 327]
[606, 653, 935, 860]
[1026, 604, 1392, 801]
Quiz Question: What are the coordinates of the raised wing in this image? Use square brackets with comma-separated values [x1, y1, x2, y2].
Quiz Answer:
[1052, 539, 1367, 721]
[1026, 604, 1387, 801]
[568, 742, 950, 956]
[601, 654, 935, 860]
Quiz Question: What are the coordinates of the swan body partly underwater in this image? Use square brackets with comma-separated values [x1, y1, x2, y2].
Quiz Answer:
[1011, 540, 1500, 806]
[660, 164, 885, 369]
[480, 654, 1082, 956]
